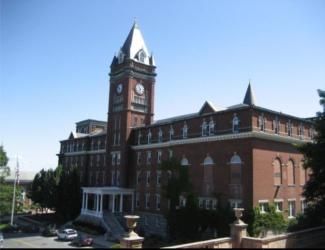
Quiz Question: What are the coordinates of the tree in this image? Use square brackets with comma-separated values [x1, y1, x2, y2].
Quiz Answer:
[55, 165, 81, 221]
[0, 145, 10, 183]
[0, 184, 22, 216]
[295, 89, 325, 229]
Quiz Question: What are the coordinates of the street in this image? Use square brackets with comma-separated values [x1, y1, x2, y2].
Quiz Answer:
[2, 232, 103, 249]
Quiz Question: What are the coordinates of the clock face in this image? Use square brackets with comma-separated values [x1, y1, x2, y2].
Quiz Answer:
[135, 83, 144, 95]
[116, 83, 123, 94]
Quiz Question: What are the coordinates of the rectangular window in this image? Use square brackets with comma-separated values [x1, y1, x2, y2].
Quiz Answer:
[157, 150, 162, 164]
[116, 152, 121, 165]
[111, 171, 115, 185]
[146, 171, 150, 186]
[179, 196, 186, 208]
[136, 193, 140, 208]
[212, 199, 217, 210]
[288, 200, 296, 218]
[168, 149, 173, 159]
[156, 171, 161, 187]
[111, 153, 116, 166]
[137, 152, 141, 165]
[116, 170, 120, 186]
[136, 171, 141, 185]
[146, 193, 150, 209]
[301, 199, 306, 214]
[274, 201, 283, 212]
[199, 198, 204, 209]
[156, 194, 160, 210]
[147, 151, 151, 165]
[259, 201, 269, 213]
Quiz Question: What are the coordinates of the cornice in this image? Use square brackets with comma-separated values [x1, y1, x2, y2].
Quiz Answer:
[131, 131, 313, 150]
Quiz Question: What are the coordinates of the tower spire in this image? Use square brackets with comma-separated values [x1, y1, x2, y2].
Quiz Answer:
[243, 81, 257, 106]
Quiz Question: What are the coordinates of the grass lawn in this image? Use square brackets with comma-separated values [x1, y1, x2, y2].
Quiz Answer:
[0, 223, 11, 231]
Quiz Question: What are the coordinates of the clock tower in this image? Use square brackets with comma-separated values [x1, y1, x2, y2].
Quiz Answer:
[107, 22, 156, 187]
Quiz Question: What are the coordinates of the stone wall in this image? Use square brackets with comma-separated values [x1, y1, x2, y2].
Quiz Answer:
[242, 226, 325, 248]
[162, 238, 232, 249]
[136, 212, 167, 238]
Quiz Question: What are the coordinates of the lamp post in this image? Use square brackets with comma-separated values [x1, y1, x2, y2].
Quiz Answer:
[10, 157, 19, 226]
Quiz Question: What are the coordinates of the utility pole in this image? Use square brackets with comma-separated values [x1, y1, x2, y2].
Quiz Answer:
[10, 157, 19, 226]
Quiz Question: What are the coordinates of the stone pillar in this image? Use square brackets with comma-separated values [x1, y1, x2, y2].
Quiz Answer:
[96, 194, 100, 214]
[81, 192, 85, 212]
[120, 215, 144, 248]
[230, 208, 247, 248]
[120, 194, 123, 213]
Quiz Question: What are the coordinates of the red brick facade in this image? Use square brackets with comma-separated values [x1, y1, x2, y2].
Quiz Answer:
[57, 24, 314, 235]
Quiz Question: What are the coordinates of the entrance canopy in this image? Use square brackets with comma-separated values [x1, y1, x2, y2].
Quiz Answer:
[82, 186, 134, 195]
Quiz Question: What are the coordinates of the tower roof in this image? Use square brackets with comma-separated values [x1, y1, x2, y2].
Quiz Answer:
[243, 82, 256, 105]
[116, 21, 154, 66]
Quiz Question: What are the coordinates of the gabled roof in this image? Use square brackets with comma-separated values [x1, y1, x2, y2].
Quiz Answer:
[243, 82, 257, 105]
[68, 132, 88, 140]
[199, 101, 224, 114]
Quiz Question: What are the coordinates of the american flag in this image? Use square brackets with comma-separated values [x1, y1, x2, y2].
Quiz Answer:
[16, 158, 20, 185]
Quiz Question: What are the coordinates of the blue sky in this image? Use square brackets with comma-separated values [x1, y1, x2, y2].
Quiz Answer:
[1, 0, 325, 172]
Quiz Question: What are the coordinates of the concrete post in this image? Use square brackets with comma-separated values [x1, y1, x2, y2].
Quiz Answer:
[85, 193, 88, 211]
[230, 208, 247, 248]
[81, 192, 85, 212]
[100, 194, 103, 215]
[131, 193, 134, 213]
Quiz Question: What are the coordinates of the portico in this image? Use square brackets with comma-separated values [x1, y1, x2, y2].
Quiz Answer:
[81, 187, 135, 218]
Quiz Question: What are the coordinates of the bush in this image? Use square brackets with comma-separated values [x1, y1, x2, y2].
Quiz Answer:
[250, 204, 288, 237]
[72, 220, 106, 235]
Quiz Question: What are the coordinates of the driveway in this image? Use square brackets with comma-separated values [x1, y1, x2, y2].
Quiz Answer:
[2, 232, 102, 248]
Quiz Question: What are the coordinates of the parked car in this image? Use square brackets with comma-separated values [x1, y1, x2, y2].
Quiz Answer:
[72, 235, 93, 247]
[41, 226, 57, 237]
[0, 231, 4, 248]
[57, 229, 78, 241]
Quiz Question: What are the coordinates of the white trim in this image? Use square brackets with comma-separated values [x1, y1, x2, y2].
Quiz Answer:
[63, 149, 106, 156]
[131, 131, 312, 150]
[258, 199, 269, 203]
[288, 198, 297, 201]
[274, 199, 284, 202]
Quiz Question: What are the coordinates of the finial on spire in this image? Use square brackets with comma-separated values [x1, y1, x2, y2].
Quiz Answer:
[133, 17, 138, 28]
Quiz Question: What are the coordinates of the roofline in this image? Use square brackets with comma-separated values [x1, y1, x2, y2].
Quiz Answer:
[76, 119, 107, 125]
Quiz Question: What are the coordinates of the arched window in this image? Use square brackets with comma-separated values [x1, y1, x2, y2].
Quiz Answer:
[181, 155, 189, 166]
[232, 114, 239, 133]
[273, 158, 282, 186]
[138, 132, 142, 145]
[230, 153, 242, 185]
[299, 161, 306, 186]
[203, 154, 214, 166]
[258, 113, 265, 131]
[287, 160, 295, 186]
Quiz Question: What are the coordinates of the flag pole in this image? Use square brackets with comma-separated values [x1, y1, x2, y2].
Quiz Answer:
[10, 157, 18, 226]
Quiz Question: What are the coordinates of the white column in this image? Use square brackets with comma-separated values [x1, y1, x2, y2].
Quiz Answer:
[112, 194, 115, 213]
[100, 194, 103, 215]
[119, 194, 123, 213]
[85, 193, 88, 211]
[81, 193, 85, 210]
[131, 193, 134, 213]
[96, 194, 100, 214]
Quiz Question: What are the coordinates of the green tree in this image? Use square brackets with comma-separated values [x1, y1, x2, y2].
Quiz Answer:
[55, 165, 81, 221]
[295, 89, 325, 229]
[0, 184, 22, 216]
[0, 145, 10, 183]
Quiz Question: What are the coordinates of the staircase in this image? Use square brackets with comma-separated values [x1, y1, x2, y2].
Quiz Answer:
[102, 211, 127, 241]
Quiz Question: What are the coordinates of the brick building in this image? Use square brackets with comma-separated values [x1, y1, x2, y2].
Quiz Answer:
[57, 22, 314, 238]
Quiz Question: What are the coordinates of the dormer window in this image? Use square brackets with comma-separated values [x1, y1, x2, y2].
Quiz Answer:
[287, 120, 292, 136]
[139, 50, 146, 63]
[232, 114, 239, 133]
[258, 114, 265, 131]
[158, 128, 163, 143]
[299, 123, 304, 139]
[169, 125, 174, 141]
[209, 117, 215, 135]
[201, 118, 208, 136]
[147, 130, 152, 144]
[182, 122, 188, 139]
[273, 116, 280, 134]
